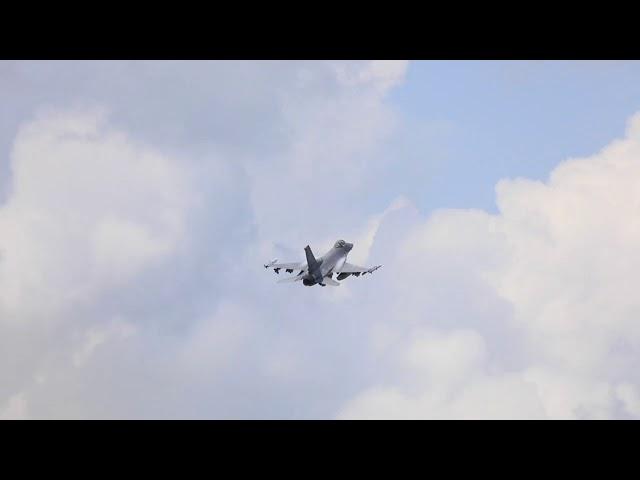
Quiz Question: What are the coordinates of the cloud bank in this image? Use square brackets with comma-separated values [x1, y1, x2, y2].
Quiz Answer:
[0, 61, 407, 418]
[1, 60, 639, 419]
[339, 113, 640, 419]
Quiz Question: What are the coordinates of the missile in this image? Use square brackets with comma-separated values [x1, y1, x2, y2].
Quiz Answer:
[264, 258, 278, 269]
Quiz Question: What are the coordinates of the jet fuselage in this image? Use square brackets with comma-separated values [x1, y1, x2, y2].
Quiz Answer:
[302, 241, 353, 286]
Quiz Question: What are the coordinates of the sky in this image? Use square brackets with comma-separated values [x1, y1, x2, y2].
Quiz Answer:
[2, 60, 640, 419]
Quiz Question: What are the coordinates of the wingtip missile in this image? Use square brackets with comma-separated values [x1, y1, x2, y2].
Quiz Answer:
[264, 258, 278, 269]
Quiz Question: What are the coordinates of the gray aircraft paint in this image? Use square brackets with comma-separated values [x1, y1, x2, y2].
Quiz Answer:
[264, 239, 381, 287]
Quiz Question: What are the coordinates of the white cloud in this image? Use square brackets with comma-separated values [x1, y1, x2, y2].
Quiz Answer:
[0, 61, 407, 418]
[403, 329, 487, 387]
[0, 108, 195, 321]
[0, 101, 253, 417]
[340, 372, 546, 420]
[0, 393, 29, 420]
[248, 61, 408, 247]
[338, 112, 640, 419]
[179, 302, 253, 374]
[72, 319, 137, 367]
[6, 61, 640, 420]
[616, 383, 640, 417]
[330, 60, 409, 92]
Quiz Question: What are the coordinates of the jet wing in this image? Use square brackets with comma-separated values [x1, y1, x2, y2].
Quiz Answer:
[339, 262, 382, 276]
[264, 259, 305, 274]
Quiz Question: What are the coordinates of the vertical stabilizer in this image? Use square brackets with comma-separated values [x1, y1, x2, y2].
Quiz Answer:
[304, 245, 319, 272]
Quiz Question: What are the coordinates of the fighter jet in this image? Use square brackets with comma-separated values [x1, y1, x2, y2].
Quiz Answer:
[263, 240, 381, 287]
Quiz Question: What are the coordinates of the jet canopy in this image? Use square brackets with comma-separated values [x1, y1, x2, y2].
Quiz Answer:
[334, 239, 347, 248]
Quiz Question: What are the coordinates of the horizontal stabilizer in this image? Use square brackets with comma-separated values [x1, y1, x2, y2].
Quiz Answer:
[340, 262, 383, 275]
[321, 276, 340, 286]
[277, 275, 303, 283]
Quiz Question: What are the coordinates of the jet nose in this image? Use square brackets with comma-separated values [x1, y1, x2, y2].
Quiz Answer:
[346, 242, 354, 251]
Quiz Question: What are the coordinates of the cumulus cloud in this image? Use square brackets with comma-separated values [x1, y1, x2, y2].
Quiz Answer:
[249, 60, 408, 247]
[4, 60, 639, 420]
[0, 61, 408, 418]
[0, 104, 255, 416]
[0, 108, 195, 320]
[338, 113, 640, 419]
[0, 393, 29, 419]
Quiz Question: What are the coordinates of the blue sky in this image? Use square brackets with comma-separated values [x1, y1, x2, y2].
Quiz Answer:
[382, 61, 640, 213]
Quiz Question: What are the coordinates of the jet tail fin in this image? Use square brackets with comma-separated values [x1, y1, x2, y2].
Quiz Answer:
[304, 245, 319, 272]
